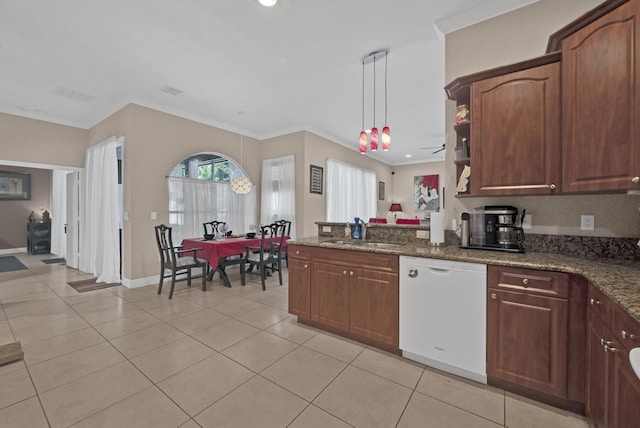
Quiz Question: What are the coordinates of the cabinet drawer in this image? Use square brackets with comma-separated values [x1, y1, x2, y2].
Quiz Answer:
[588, 284, 614, 325]
[288, 245, 310, 260]
[613, 303, 640, 350]
[312, 247, 398, 273]
[488, 266, 569, 298]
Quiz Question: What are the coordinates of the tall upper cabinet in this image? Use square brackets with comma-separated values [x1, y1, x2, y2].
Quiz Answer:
[446, 0, 640, 197]
[559, 0, 640, 193]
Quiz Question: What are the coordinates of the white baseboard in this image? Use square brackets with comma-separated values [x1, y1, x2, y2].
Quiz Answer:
[0, 247, 27, 255]
[121, 275, 159, 289]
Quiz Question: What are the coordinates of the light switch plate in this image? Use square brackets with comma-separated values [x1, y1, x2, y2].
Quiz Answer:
[581, 214, 595, 231]
[150, 211, 157, 220]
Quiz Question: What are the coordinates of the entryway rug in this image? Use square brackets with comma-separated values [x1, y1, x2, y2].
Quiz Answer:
[42, 258, 66, 264]
[67, 278, 120, 293]
[0, 256, 28, 273]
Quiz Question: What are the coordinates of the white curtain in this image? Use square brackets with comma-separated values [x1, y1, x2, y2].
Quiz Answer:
[79, 136, 121, 283]
[326, 158, 377, 223]
[260, 155, 296, 239]
[168, 177, 256, 245]
[50, 170, 67, 258]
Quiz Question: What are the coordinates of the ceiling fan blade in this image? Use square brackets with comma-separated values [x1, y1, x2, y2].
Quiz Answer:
[420, 143, 445, 152]
[432, 147, 445, 154]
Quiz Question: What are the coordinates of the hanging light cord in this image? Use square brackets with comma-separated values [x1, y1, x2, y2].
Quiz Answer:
[362, 60, 365, 131]
[372, 55, 376, 128]
[385, 51, 388, 125]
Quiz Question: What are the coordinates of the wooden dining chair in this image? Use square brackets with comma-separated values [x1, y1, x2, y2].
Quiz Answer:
[203, 221, 226, 238]
[275, 219, 292, 267]
[240, 223, 286, 290]
[155, 224, 208, 299]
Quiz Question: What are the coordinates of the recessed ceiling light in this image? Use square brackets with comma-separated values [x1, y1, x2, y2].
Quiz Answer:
[405, 154, 412, 158]
[258, 0, 277, 6]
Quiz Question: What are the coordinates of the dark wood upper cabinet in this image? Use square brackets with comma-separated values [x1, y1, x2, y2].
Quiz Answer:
[446, 0, 640, 197]
[562, 0, 640, 193]
[472, 62, 561, 195]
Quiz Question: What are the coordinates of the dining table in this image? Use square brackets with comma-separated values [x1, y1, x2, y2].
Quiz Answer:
[181, 235, 287, 288]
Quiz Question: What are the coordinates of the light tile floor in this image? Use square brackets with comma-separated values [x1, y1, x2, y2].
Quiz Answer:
[0, 253, 591, 427]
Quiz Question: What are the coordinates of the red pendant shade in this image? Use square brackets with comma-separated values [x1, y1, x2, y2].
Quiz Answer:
[381, 126, 390, 151]
[370, 128, 379, 151]
[359, 131, 368, 154]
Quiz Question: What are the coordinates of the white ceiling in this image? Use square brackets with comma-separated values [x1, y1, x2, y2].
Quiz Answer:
[0, 0, 537, 166]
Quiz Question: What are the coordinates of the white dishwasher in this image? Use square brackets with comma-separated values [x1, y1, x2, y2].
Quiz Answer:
[399, 256, 487, 384]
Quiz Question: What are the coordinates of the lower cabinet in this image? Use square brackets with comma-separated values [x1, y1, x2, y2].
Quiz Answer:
[289, 246, 399, 351]
[586, 284, 640, 428]
[287, 245, 311, 318]
[487, 266, 586, 410]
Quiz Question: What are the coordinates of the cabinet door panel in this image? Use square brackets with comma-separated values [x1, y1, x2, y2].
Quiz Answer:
[349, 269, 398, 347]
[288, 258, 310, 318]
[472, 62, 560, 195]
[487, 289, 568, 397]
[310, 262, 350, 332]
[562, 0, 640, 192]
[586, 311, 609, 427]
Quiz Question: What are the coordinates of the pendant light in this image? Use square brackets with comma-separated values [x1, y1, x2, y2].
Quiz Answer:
[358, 49, 390, 153]
[231, 135, 253, 194]
[381, 50, 391, 151]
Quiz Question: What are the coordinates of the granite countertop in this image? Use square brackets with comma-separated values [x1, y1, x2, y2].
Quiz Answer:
[289, 236, 640, 323]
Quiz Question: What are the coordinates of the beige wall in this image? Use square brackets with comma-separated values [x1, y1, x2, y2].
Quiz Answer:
[0, 112, 87, 168]
[391, 161, 447, 221]
[0, 166, 51, 250]
[444, 0, 640, 238]
[91, 105, 262, 281]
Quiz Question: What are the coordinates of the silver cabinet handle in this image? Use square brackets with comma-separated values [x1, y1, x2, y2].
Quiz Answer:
[622, 330, 637, 340]
[295, 250, 300, 255]
[604, 344, 618, 353]
[590, 298, 601, 305]
[350, 271, 354, 276]
[601, 338, 614, 347]
[343, 270, 347, 275]
[549, 183, 556, 190]
[304, 264, 308, 269]
[491, 293, 497, 300]
[522, 278, 529, 285]
[632, 176, 639, 184]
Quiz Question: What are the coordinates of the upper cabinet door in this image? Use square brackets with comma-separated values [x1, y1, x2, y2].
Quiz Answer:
[562, 0, 640, 193]
[471, 62, 561, 196]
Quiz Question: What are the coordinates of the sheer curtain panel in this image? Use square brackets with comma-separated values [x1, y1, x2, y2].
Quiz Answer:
[260, 155, 296, 239]
[326, 158, 377, 223]
[168, 177, 256, 244]
[79, 136, 121, 284]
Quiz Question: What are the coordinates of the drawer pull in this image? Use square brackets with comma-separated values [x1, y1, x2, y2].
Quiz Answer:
[350, 271, 354, 276]
[491, 293, 497, 300]
[304, 264, 308, 269]
[622, 330, 637, 340]
[295, 250, 300, 255]
[590, 298, 601, 305]
[343, 270, 347, 275]
[604, 344, 618, 353]
[601, 338, 614, 347]
[522, 278, 529, 286]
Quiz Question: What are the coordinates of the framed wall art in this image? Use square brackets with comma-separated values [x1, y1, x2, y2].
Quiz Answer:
[414, 174, 438, 211]
[310, 164, 323, 194]
[378, 181, 385, 200]
[0, 171, 31, 200]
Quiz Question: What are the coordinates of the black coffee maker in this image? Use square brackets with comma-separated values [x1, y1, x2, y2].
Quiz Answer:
[467, 205, 525, 252]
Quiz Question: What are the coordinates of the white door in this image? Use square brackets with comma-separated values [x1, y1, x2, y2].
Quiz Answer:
[66, 171, 80, 269]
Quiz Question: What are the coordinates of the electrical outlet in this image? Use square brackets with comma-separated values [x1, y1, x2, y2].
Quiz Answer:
[150, 211, 157, 220]
[581, 214, 595, 231]
[416, 230, 429, 239]
[522, 214, 532, 230]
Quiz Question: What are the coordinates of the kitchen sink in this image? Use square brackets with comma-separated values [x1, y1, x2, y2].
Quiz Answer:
[327, 240, 404, 249]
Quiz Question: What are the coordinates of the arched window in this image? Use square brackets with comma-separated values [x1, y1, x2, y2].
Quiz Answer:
[167, 153, 256, 244]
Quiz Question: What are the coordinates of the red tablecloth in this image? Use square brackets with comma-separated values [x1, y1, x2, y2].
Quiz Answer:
[181, 237, 263, 269]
